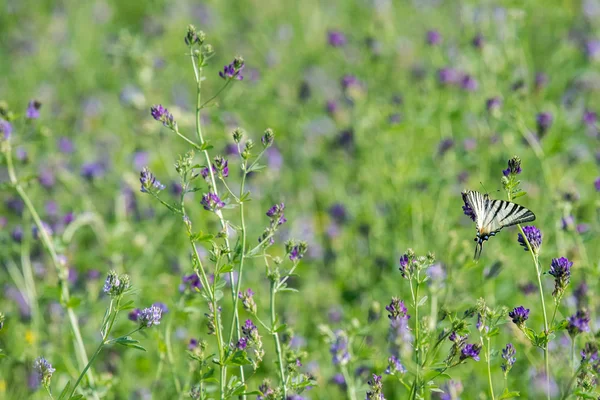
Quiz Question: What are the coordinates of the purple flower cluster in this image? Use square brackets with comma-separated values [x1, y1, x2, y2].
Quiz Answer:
[330, 330, 350, 366]
[509, 306, 530, 326]
[328, 30, 347, 47]
[517, 225, 542, 253]
[549, 257, 572, 297]
[212, 156, 229, 178]
[33, 357, 55, 387]
[386, 297, 409, 320]
[139, 305, 163, 328]
[460, 343, 481, 361]
[201, 192, 225, 211]
[536, 112, 553, 136]
[0, 119, 13, 140]
[139, 167, 165, 193]
[238, 288, 257, 314]
[567, 310, 590, 336]
[366, 374, 385, 400]
[150, 104, 175, 128]
[502, 156, 522, 176]
[385, 355, 406, 375]
[26, 100, 42, 119]
[219, 57, 245, 80]
[501, 343, 516, 373]
[181, 273, 202, 293]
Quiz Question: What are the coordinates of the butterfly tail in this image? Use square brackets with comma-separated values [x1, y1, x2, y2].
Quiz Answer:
[474, 242, 483, 261]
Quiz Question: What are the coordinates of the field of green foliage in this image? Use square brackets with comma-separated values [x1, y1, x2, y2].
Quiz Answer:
[1, 0, 599, 399]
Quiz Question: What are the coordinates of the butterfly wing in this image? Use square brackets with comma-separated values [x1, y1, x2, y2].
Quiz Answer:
[482, 199, 536, 235]
[462, 190, 536, 260]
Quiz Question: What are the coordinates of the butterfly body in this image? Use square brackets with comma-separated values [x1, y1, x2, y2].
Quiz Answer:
[461, 190, 535, 260]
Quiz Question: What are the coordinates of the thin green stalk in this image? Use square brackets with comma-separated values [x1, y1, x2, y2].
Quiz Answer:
[190, 53, 244, 392]
[4, 145, 97, 397]
[228, 168, 247, 344]
[486, 337, 495, 400]
[270, 282, 287, 397]
[165, 313, 183, 396]
[409, 273, 421, 399]
[20, 212, 40, 343]
[340, 365, 357, 400]
[570, 338, 575, 375]
[517, 224, 550, 400]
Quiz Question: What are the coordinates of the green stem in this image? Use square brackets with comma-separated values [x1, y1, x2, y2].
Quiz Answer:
[340, 365, 357, 400]
[70, 342, 104, 398]
[570, 337, 575, 375]
[229, 169, 247, 344]
[486, 337, 496, 400]
[270, 282, 287, 397]
[409, 273, 421, 399]
[173, 127, 202, 149]
[4, 145, 97, 398]
[199, 80, 232, 109]
[190, 52, 244, 393]
[166, 313, 183, 396]
[517, 224, 550, 400]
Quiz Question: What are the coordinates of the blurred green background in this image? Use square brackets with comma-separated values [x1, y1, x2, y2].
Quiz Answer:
[1, 0, 599, 398]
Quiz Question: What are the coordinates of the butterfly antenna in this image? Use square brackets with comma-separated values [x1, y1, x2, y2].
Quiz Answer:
[479, 181, 489, 195]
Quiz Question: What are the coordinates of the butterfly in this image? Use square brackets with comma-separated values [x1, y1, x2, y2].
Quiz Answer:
[461, 190, 536, 260]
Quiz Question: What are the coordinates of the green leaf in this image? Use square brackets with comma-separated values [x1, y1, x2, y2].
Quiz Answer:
[552, 319, 568, 332]
[512, 191, 527, 199]
[190, 231, 215, 242]
[498, 389, 520, 399]
[227, 350, 252, 366]
[247, 163, 266, 172]
[57, 381, 71, 400]
[214, 290, 224, 301]
[278, 287, 299, 293]
[218, 264, 234, 274]
[417, 295, 428, 307]
[487, 327, 500, 338]
[199, 142, 213, 151]
[115, 337, 146, 352]
[69, 395, 85, 400]
[201, 368, 215, 379]
[422, 371, 452, 382]
[239, 191, 251, 202]
[274, 323, 288, 333]
[573, 390, 598, 399]
[66, 296, 82, 309]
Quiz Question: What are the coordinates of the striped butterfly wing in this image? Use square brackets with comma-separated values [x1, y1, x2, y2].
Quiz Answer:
[462, 190, 536, 260]
[482, 199, 536, 234]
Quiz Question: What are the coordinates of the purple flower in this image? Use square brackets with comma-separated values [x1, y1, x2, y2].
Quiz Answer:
[33, 357, 55, 387]
[594, 177, 600, 191]
[0, 119, 13, 139]
[80, 162, 106, 181]
[201, 192, 225, 211]
[438, 138, 454, 156]
[366, 374, 385, 400]
[150, 104, 175, 128]
[331, 373, 346, 387]
[128, 308, 141, 321]
[517, 226, 542, 254]
[585, 39, 600, 61]
[535, 72, 548, 90]
[386, 297, 409, 320]
[329, 203, 347, 223]
[57, 137, 75, 153]
[341, 75, 360, 90]
[328, 30, 347, 47]
[549, 257, 572, 297]
[38, 170, 55, 189]
[536, 112, 553, 136]
[219, 57, 245, 80]
[236, 336, 248, 350]
[509, 306, 530, 326]
[460, 343, 481, 361]
[472, 33, 484, 49]
[461, 75, 478, 91]
[26, 100, 42, 119]
[238, 288, 257, 314]
[461, 192, 476, 222]
[153, 302, 169, 314]
[438, 68, 460, 85]
[436, 380, 463, 400]
[426, 30, 442, 45]
[139, 305, 162, 328]
[139, 167, 165, 193]
[501, 343, 516, 373]
[11, 226, 23, 243]
[188, 338, 199, 350]
[567, 310, 590, 336]
[213, 156, 229, 177]
[242, 319, 258, 341]
[326, 100, 338, 115]
[181, 273, 202, 293]
[15, 147, 28, 162]
[330, 330, 350, 365]
[583, 109, 597, 126]
[486, 97, 502, 113]
[502, 156, 522, 176]
[385, 355, 406, 375]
